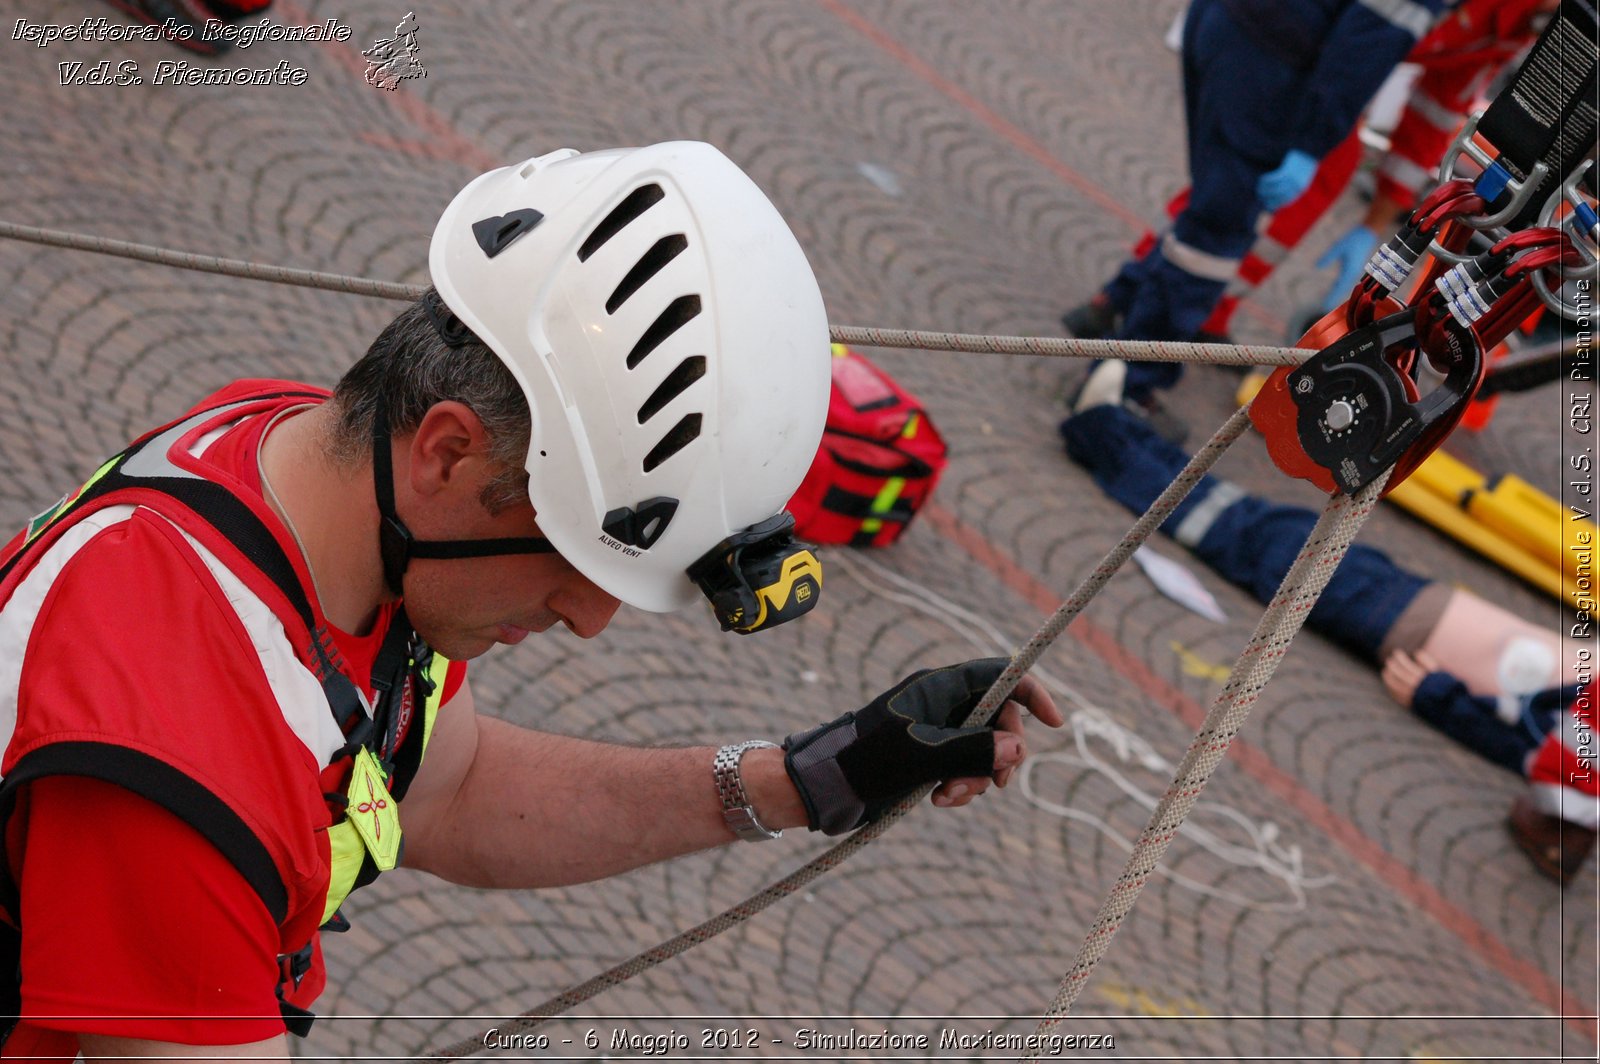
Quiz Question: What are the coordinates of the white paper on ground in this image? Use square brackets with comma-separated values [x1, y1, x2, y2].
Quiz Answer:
[1133, 546, 1228, 623]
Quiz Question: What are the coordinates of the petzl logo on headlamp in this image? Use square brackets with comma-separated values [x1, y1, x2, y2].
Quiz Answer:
[686, 513, 823, 634]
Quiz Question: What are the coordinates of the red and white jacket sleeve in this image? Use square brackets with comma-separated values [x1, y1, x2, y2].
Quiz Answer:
[1525, 680, 1599, 828]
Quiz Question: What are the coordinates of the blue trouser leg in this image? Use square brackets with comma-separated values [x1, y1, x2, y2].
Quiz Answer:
[1115, 250, 1222, 399]
[1060, 404, 1425, 662]
[1114, 0, 1304, 398]
[1102, 252, 1151, 317]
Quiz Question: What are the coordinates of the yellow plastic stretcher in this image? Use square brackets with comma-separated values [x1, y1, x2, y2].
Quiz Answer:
[1385, 448, 1596, 610]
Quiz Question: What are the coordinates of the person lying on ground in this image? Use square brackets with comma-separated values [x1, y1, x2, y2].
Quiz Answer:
[1058, 359, 1594, 886]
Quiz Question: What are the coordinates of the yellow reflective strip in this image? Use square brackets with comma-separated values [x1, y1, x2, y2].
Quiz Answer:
[900, 412, 920, 438]
[322, 821, 366, 924]
[860, 476, 907, 535]
[420, 651, 451, 750]
[22, 456, 120, 546]
[830, 343, 849, 358]
[870, 477, 906, 515]
[80, 454, 120, 494]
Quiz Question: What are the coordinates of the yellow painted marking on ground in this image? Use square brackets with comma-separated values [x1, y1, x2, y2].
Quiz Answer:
[1170, 641, 1232, 684]
[1097, 982, 1209, 1017]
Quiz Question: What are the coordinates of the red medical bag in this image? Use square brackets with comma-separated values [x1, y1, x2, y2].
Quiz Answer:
[788, 345, 947, 547]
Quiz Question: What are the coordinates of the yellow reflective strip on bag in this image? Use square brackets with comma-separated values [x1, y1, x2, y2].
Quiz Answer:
[860, 476, 907, 534]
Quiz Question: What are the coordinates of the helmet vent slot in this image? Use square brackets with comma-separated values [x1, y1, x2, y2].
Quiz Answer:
[627, 295, 701, 369]
[578, 183, 665, 262]
[637, 356, 706, 424]
[606, 235, 688, 315]
[642, 413, 702, 473]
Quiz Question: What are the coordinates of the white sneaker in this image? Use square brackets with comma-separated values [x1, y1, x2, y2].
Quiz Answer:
[1072, 359, 1128, 413]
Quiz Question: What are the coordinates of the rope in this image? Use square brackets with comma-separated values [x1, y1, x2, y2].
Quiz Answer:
[828, 325, 1304, 367]
[1021, 470, 1391, 1063]
[0, 220, 426, 302]
[0, 220, 1307, 367]
[417, 407, 1257, 1062]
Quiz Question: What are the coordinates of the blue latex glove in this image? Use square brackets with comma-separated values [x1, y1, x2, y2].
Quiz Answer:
[1315, 224, 1380, 311]
[1256, 149, 1318, 211]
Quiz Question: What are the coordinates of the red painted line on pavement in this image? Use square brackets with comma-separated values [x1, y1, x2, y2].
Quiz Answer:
[921, 500, 1597, 1041]
[817, 0, 1147, 233]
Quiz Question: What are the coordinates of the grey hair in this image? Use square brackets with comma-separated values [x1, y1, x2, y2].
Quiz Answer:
[329, 289, 532, 513]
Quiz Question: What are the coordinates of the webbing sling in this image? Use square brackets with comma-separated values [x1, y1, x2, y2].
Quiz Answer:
[1475, 0, 1598, 224]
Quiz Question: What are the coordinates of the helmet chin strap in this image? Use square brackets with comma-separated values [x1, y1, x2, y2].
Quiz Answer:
[372, 394, 556, 597]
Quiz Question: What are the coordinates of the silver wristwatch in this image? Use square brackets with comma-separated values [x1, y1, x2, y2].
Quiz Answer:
[713, 740, 783, 842]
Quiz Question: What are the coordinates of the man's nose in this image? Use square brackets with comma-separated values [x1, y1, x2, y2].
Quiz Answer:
[565, 583, 621, 638]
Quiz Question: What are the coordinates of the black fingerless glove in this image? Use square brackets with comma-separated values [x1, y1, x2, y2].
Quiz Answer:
[783, 657, 1004, 834]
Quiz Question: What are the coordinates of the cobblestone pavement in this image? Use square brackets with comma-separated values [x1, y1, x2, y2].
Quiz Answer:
[0, 1, 1595, 1061]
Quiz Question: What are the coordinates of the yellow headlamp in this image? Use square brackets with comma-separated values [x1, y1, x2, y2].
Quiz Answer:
[686, 513, 822, 634]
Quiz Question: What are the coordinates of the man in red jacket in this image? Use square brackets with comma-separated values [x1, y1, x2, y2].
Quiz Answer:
[0, 142, 1062, 1059]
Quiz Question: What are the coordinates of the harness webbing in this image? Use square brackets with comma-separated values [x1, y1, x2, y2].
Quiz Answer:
[0, 396, 372, 741]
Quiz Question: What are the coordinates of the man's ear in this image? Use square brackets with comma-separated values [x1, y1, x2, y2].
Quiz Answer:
[406, 401, 489, 497]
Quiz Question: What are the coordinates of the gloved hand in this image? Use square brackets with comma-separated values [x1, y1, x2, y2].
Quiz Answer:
[1256, 149, 1318, 211]
[783, 658, 1015, 835]
[1315, 224, 1380, 311]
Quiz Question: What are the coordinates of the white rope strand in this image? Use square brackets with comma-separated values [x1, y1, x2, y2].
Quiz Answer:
[829, 324, 1305, 367]
[0, 219, 427, 302]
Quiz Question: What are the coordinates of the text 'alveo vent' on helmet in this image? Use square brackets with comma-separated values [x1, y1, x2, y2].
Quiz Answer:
[429, 142, 831, 619]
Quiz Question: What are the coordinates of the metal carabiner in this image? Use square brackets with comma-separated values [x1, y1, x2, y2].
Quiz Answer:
[1530, 159, 1599, 320]
[1430, 114, 1553, 265]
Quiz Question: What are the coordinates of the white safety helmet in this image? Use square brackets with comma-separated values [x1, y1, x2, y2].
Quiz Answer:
[429, 142, 830, 617]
